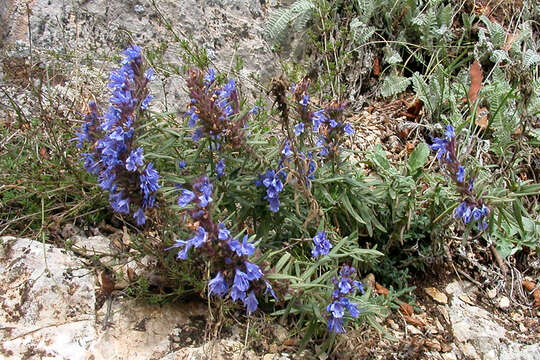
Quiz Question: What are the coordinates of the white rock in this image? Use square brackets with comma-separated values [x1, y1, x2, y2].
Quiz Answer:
[0, 236, 96, 359]
[498, 296, 510, 309]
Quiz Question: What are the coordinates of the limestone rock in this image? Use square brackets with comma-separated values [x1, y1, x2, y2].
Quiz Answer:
[0, 236, 96, 359]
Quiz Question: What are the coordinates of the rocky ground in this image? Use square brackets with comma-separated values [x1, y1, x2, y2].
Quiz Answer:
[1, 1, 539, 359]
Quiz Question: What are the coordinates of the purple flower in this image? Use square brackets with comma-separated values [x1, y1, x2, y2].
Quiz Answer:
[177, 189, 195, 207]
[326, 300, 345, 318]
[327, 317, 345, 333]
[208, 272, 228, 297]
[204, 68, 216, 85]
[190, 226, 208, 248]
[457, 166, 466, 183]
[230, 286, 246, 302]
[216, 159, 226, 178]
[194, 176, 213, 207]
[165, 239, 192, 260]
[233, 269, 250, 292]
[265, 281, 278, 300]
[445, 125, 455, 139]
[192, 128, 203, 141]
[244, 261, 263, 281]
[218, 223, 231, 241]
[110, 192, 130, 214]
[300, 94, 309, 107]
[122, 45, 141, 65]
[178, 160, 187, 169]
[312, 232, 332, 258]
[145, 68, 155, 81]
[141, 94, 153, 110]
[243, 291, 258, 314]
[125, 148, 144, 171]
[343, 123, 354, 135]
[294, 122, 305, 136]
[133, 207, 146, 225]
[228, 235, 255, 257]
[140, 163, 160, 196]
[312, 109, 327, 133]
[282, 141, 293, 157]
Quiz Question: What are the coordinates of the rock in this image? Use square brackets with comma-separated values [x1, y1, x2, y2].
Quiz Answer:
[498, 296, 510, 309]
[441, 352, 457, 360]
[272, 324, 289, 343]
[0, 236, 210, 360]
[0, 236, 96, 359]
[91, 299, 206, 359]
[406, 324, 422, 335]
[446, 280, 540, 360]
[163, 339, 258, 360]
[487, 288, 497, 299]
[425, 287, 448, 304]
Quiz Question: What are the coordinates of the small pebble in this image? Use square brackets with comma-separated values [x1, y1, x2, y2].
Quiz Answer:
[498, 296, 510, 309]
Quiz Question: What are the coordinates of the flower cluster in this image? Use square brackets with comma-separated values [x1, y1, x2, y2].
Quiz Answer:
[185, 68, 254, 150]
[326, 265, 364, 333]
[76, 45, 159, 225]
[311, 232, 332, 258]
[291, 80, 354, 159]
[430, 125, 490, 230]
[255, 169, 285, 212]
[168, 176, 277, 314]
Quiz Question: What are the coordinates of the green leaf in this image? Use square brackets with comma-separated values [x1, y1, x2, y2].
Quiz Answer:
[407, 143, 430, 171]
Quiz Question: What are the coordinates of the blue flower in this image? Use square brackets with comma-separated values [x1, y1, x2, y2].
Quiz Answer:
[216, 159, 226, 178]
[110, 192, 130, 214]
[264, 281, 278, 300]
[177, 189, 196, 207]
[457, 166, 465, 183]
[218, 223, 231, 241]
[300, 94, 309, 107]
[468, 178, 475, 192]
[445, 125, 455, 139]
[249, 106, 259, 114]
[190, 226, 208, 248]
[312, 109, 327, 133]
[282, 141, 293, 157]
[338, 278, 353, 295]
[228, 235, 255, 257]
[194, 176, 213, 207]
[122, 45, 141, 65]
[327, 317, 345, 333]
[165, 239, 192, 260]
[258, 169, 284, 213]
[244, 261, 263, 281]
[140, 163, 160, 196]
[326, 300, 345, 318]
[243, 291, 258, 314]
[294, 122, 305, 136]
[233, 269, 250, 292]
[343, 123, 354, 135]
[204, 68, 216, 86]
[192, 128, 203, 141]
[178, 160, 187, 169]
[133, 207, 146, 225]
[431, 137, 450, 161]
[208, 272, 228, 297]
[145, 68, 155, 81]
[230, 286, 246, 302]
[311, 232, 332, 258]
[125, 148, 144, 171]
[141, 94, 153, 110]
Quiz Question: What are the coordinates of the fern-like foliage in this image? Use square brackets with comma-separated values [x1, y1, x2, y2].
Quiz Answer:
[264, 0, 316, 45]
[380, 74, 410, 97]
